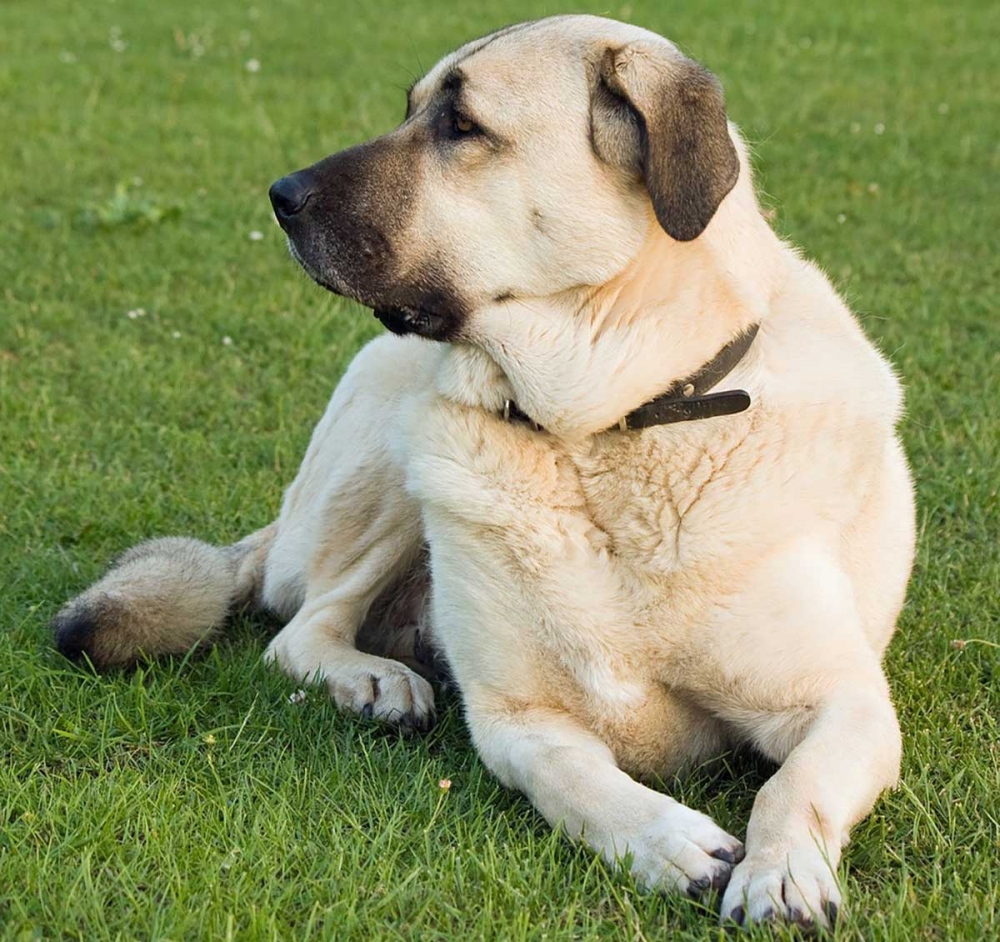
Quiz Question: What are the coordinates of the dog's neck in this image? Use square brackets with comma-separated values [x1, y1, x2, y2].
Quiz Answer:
[439, 200, 786, 440]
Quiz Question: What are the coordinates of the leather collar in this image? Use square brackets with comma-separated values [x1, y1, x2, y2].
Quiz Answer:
[503, 323, 759, 433]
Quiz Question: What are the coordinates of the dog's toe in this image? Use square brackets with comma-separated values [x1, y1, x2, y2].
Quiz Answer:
[355, 667, 435, 732]
[627, 800, 743, 897]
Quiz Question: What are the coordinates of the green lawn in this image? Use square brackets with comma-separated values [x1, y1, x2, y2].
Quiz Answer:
[1, 0, 997, 938]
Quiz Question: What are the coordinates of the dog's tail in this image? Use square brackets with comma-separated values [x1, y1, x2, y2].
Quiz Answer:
[52, 524, 276, 669]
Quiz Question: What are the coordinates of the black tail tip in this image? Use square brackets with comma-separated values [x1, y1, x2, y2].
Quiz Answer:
[52, 608, 98, 663]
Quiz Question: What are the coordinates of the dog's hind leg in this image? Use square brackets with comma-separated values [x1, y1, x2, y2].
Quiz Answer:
[261, 491, 433, 731]
[53, 333, 438, 702]
[261, 334, 439, 730]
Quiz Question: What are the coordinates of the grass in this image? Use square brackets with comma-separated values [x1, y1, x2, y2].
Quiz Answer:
[1, 0, 997, 938]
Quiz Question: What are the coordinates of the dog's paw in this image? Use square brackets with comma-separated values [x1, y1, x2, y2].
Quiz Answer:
[720, 845, 842, 930]
[325, 659, 436, 734]
[264, 638, 435, 733]
[626, 800, 745, 897]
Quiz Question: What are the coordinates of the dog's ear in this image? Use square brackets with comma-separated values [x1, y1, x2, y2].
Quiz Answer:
[591, 43, 739, 242]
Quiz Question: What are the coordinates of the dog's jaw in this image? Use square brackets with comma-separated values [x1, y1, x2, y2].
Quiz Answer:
[285, 237, 466, 342]
[372, 305, 457, 340]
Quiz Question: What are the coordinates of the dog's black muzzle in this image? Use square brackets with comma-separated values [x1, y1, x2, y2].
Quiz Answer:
[268, 139, 467, 342]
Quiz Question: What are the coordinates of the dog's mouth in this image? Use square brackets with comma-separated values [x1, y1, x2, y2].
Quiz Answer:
[286, 239, 329, 288]
[286, 239, 461, 341]
[372, 306, 453, 337]
[286, 240, 360, 302]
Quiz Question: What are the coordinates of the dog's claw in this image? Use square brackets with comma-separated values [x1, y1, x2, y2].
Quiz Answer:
[687, 875, 712, 897]
[712, 845, 745, 865]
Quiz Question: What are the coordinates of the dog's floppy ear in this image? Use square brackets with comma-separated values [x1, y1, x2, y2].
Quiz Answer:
[591, 43, 739, 242]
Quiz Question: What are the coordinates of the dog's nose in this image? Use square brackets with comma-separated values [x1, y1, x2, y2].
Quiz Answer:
[269, 172, 314, 222]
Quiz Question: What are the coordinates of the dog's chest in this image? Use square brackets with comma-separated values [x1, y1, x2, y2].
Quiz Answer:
[568, 423, 752, 574]
[413, 402, 754, 770]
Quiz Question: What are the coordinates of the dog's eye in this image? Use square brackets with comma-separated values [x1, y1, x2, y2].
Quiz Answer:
[436, 105, 482, 143]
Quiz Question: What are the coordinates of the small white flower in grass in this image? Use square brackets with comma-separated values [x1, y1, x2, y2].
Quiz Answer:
[938, 102, 949, 115]
[245, 58, 261, 73]
[867, 182, 879, 194]
[127, 310, 138, 319]
[222, 335, 233, 346]
[837, 213, 847, 224]
[249, 230, 264, 241]
[288, 689, 308, 705]
[172, 330, 182, 339]
[438, 778, 452, 791]
[874, 122, 885, 135]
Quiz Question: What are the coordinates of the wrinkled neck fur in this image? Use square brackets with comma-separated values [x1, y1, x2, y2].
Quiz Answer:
[438, 133, 787, 440]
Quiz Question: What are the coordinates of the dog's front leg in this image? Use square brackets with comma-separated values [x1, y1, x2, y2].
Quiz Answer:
[719, 680, 900, 929]
[466, 703, 745, 895]
[714, 547, 903, 929]
[409, 406, 741, 894]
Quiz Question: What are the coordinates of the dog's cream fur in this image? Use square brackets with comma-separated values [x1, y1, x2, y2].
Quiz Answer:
[55, 17, 915, 928]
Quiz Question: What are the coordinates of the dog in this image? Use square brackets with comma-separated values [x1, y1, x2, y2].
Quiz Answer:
[52, 15, 915, 929]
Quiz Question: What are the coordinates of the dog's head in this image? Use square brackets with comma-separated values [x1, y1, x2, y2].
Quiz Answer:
[270, 16, 739, 341]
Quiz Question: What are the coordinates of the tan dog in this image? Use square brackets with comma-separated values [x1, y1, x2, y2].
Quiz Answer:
[53, 16, 915, 929]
